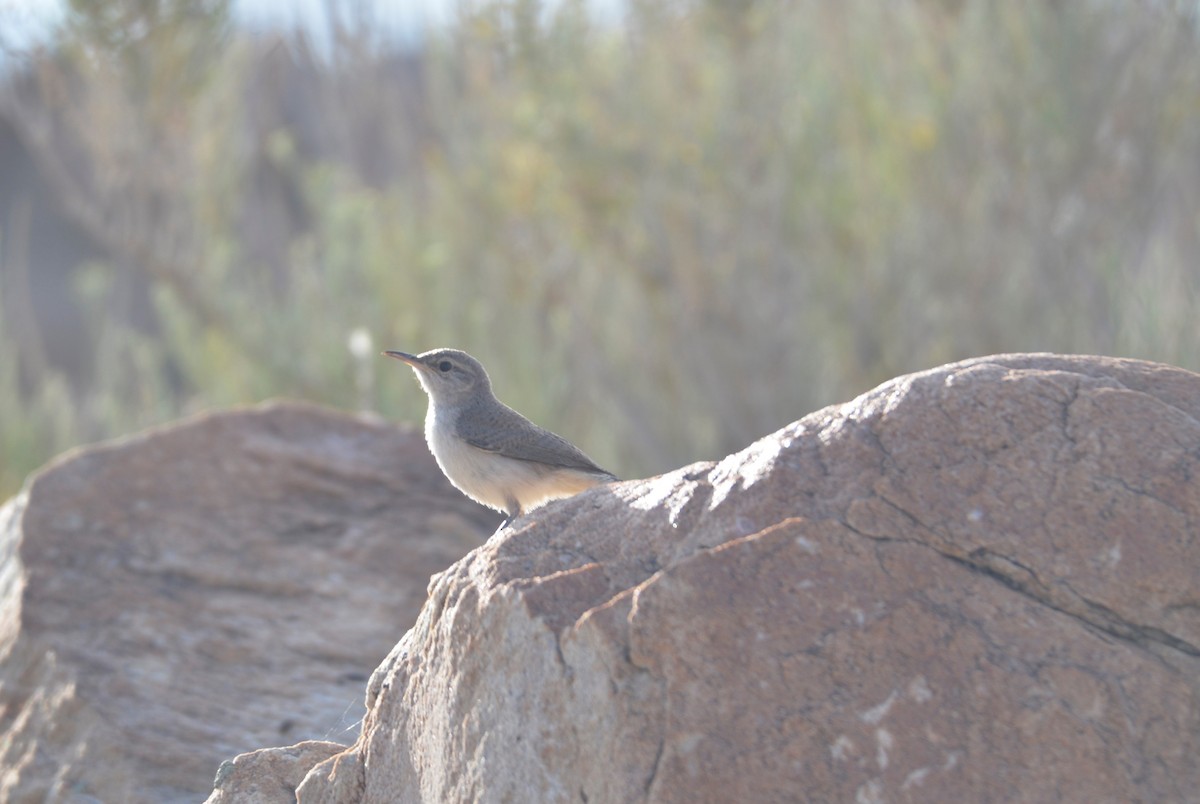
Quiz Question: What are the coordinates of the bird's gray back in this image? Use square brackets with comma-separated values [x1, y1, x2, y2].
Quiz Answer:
[455, 399, 615, 478]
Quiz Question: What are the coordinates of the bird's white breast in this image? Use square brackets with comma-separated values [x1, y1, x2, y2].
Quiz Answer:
[425, 406, 508, 512]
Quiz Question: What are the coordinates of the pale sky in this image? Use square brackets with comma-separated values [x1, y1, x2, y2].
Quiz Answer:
[0, 0, 624, 58]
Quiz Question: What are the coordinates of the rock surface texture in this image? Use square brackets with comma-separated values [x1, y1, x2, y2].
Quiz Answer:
[213, 354, 1200, 803]
[0, 402, 493, 803]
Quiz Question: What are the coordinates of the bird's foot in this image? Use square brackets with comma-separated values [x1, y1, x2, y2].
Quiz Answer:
[494, 507, 525, 533]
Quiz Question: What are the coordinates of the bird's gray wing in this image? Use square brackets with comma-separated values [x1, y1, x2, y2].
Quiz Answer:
[457, 403, 615, 478]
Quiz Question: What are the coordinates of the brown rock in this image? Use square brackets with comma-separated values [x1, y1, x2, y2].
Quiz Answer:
[0, 402, 492, 803]
[234, 354, 1200, 802]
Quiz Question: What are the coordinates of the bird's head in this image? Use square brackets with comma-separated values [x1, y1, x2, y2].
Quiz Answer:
[384, 348, 493, 407]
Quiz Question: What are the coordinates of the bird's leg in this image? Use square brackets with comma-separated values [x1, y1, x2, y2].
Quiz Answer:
[496, 498, 522, 531]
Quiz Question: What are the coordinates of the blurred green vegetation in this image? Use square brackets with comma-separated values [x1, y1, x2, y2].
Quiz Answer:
[2, 0, 1200, 497]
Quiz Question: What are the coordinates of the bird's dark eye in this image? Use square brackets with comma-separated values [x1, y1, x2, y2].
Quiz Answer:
[438, 361, 453, 372]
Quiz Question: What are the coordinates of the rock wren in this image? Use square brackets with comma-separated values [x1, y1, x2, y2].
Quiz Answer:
[384, 348, 617, 526]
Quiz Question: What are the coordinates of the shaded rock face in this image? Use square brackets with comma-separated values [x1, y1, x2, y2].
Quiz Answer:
[218, 354, 1200, 803]
[0, 402, 493, 803]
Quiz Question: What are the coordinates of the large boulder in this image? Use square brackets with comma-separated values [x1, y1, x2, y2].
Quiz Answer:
[216, 354, 1200, 803]
[0, 402, 493, 803]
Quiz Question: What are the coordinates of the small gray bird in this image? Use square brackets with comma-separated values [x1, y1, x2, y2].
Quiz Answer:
[384, 348, 617, 526]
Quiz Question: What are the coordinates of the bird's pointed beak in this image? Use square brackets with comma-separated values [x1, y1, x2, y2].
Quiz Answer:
[383, 350, 421, 367]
